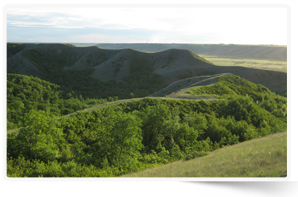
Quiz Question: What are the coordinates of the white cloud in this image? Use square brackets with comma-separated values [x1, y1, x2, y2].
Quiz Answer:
[63, 34, 139, 43]
[7, 21, 52, 27]
[6, 7, 287, 44]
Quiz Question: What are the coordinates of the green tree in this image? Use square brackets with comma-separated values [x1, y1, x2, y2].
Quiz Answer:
[170, 144, 183, 160]
[183, 112, 207, 140]
[174, 123, 198, 151]
[138, 104, 180, 151]
[8, 110, 64, 162]
[91, 110, 143, 167]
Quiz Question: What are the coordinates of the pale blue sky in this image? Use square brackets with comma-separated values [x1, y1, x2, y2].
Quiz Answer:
[6, 7, 287, 45]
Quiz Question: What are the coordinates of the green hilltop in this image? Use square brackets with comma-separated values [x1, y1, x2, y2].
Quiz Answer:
[187, 74, 287, 119]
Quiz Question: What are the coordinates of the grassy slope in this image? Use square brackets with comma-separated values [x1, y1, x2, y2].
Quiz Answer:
[188, 73, 272, 98]
[122, 131, 287, 177]
[150, 73, 228, 98]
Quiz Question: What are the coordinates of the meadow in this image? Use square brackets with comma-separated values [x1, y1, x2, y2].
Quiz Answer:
[201, 55, 287, 73]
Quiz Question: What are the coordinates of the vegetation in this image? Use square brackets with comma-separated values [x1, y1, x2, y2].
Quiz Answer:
[7, 45, 287, 177]
[7, 73, 109, 130]
[189, 51, 215, 65]
[123, 131, 287, 177]
[201, 56, 287, 73]
[7, 43, 25, 58]
[188, 74, 287, 120]
[7, 74, 287, 176]
[122, 52, 165, 96]
[87, 43, 286, 61]
[19, 49, 166, 100]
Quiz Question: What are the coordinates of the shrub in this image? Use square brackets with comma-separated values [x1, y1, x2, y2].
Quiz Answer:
[184, 151, 208, 161]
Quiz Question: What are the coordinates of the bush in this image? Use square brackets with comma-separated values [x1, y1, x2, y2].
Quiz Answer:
[184, 151, 208, 161]
[171, 145, 183, 160]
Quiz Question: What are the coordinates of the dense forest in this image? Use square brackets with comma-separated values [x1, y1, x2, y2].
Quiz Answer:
[7, 74, 287, 177]
[7, 74, 110, 130]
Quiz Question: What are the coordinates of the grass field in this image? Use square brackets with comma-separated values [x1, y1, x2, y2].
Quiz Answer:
[122, 131, 287, 177]
[200, 56, 287, 73]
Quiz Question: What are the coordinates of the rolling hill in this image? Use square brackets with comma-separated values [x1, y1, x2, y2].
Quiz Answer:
[71, 43, 287, 61]
[7, 43, 216, 84]
[7, 43, 287, 95]
[6, 42, 287, 178]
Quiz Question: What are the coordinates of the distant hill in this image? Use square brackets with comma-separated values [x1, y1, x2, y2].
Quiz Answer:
[71, 43, 287, 61]
[7, 43, 215, 83]
[7, 43, 287, 97]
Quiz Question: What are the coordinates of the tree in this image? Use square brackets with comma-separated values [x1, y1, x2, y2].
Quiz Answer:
[8, 110, 64, 162]
[174, 123, 198, 151]
[183, 112, 207, 140]
[91, 110, 143, 167]
[138, 104, 180, 151]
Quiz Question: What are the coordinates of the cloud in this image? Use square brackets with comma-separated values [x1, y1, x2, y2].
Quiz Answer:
[63, 34, 140, 43]
[6, 8, 173, 30]
[6, 7, 287, 44]
[7, 21, 53, 27]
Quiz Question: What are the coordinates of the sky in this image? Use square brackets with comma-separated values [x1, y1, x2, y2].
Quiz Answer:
[6, 6, 288, 45]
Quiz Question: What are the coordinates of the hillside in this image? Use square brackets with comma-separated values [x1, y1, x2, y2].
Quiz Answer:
[6, 73, 109, 130]
[7, 43, 287, 96]
[7, 43, 215, 83]
[7, 71, 287, 177]
[122, 131, 287, 177]
[7, 42, 287, 178]
[71, 43, 287, 61]
[150, 73, 228, 98]
[7, 95, 287, 177]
